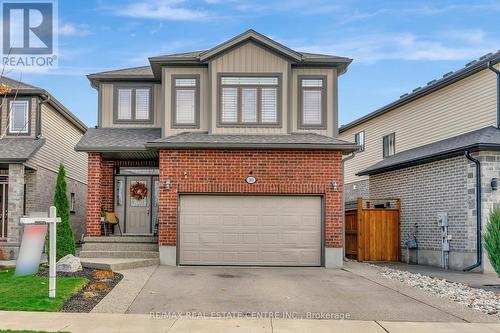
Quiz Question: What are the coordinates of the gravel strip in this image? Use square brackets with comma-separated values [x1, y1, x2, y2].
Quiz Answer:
[38, 267, 123, 312]
[376, 265, 500, 317]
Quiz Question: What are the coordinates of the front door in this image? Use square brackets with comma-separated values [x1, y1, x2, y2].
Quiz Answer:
[126, 177, 151, 234]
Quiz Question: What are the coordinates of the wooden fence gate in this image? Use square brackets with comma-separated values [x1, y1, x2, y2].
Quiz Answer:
[345, 198, 401, 261]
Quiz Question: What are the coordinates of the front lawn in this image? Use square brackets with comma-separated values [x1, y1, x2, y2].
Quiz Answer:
[0, 269, 87, 312]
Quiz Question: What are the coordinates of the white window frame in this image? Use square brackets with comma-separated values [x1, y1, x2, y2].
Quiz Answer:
[218, 74, 281, 127]
[8, 99, 30, 134]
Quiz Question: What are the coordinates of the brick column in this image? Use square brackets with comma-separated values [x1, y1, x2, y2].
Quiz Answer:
[86, 153, 102, 236]
[159, 150, 178, 246]
[6, 163, 25, 259]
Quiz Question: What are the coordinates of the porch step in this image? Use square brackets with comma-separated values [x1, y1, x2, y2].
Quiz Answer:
[80, 258, 159, 271]
[79, 250, 160, 259]
[84, 236, 158, 243]
[82, 242, 159, 252]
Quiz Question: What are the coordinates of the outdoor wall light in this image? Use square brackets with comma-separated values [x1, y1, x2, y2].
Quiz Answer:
[331, 181, 338, 192]
[492, 178, 498, 191]
[164, 180, 172, 189]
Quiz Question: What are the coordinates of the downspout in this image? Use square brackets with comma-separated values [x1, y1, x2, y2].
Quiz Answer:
[487, 61, 500, 128]
[37, 94, 51, 138]
[342, 152, 356, 261]
[464, 151, 482, 271]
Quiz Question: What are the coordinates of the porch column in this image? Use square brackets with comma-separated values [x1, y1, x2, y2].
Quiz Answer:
[86, 153, 102, 236]
[7, 163, 24, 259]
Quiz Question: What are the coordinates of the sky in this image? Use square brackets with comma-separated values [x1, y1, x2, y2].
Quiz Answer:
[9, 0, 500, 127]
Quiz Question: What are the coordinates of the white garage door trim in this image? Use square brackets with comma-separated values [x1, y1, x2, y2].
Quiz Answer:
[178, 194, 323, 266]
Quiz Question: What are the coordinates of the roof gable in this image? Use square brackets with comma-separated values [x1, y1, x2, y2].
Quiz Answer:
[198, 29, 302, 62]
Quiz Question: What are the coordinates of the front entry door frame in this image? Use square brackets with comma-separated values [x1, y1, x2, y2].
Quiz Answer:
[0, 181, 8, 240]
[114, 174, 159, 235]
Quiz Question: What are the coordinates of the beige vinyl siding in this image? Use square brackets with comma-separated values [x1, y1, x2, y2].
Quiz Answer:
[1, 96, 37, 138]
[30, 103, 87, 184]
[340, 64, 498, 185]
[100, 83, 161, 128]
[210, 41, 289, 134]
[291, 67, 337, 137]
[163, 67, 208, 137]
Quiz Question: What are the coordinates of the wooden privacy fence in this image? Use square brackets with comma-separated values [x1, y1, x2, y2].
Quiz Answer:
[345, 198, 401, 262]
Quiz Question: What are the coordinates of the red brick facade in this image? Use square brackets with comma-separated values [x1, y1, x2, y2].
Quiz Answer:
[158, 149, 344, 248]
[86, 153, 113, 236]
[86, 149, 344, 249]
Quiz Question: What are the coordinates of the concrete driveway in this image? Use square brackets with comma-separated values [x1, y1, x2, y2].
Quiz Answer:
[125, 263, 495, 322]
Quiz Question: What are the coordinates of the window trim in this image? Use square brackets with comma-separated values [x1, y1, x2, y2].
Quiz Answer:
[383, 132, 396, 158]
[297, 75, 327, 130]
[171, 74, 200, 129]
[355, 130, 365, 152]
[113, 83, 154, 124]
[7, 98, 31, 136]
[217, 73, 282, 128]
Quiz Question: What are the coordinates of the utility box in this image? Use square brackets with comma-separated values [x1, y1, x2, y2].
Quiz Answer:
[437, 212, 448, 227]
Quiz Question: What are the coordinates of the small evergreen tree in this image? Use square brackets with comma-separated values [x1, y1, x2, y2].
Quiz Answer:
[484, 207, 500, 276]
[53, 164, 76, 260]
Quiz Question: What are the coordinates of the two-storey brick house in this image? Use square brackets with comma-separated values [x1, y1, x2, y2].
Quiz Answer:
[76, 30, 357, 267]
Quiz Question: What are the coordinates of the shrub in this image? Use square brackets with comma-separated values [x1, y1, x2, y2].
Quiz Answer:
[484, 207, 500, 276]
[53, 164, 76, 260]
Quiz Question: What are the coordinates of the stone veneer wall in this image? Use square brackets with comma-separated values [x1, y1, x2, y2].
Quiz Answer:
[467, 151, 500, 273]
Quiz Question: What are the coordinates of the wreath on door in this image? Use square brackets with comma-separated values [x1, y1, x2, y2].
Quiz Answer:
[130, 182, 148, 201]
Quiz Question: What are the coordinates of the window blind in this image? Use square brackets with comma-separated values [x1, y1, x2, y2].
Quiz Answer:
[261, 88, 277, 123]
[176, 89, 195, 124]
[135, 89, 150, 120]
[242, 88, 257, 123]
[117, 89, 132, 120]
[222, 87, 238, 122]
[302, 90, 322, 125]
[10, 100, 29, 133]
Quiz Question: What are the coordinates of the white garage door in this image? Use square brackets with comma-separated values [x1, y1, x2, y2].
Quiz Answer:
[179, 195, 322, 266]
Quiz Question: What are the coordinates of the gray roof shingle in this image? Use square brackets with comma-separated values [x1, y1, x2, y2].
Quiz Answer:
[0, 138, 45, 161]
[358, 126, 500, 176]
[75, 128, 161, 152]
[146, 132, 358, 151]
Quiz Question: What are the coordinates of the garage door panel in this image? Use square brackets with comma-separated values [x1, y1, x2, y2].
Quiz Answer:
[179, 195, 322, 266]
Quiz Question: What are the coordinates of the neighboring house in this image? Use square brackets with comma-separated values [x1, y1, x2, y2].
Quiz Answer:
[0, 77, 88, 260]
[339, 51, 500, 272]
[75, 30, 358, 267]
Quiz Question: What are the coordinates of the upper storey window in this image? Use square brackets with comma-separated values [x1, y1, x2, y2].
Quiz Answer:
[114, 85, 152, 123]
[9, 99, 30, 134]
[298, 76, 327, 129]
[219, 75, 280, 126]
[172, 75, 199, 128]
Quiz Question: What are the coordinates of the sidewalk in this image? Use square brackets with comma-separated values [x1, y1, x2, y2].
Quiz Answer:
[1, 311, 500, 333]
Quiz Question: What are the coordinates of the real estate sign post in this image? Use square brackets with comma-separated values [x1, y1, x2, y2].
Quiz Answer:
[17, 206, 60, 298]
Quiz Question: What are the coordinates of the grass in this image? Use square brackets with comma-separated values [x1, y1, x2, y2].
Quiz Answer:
[0, 269, 87, 312]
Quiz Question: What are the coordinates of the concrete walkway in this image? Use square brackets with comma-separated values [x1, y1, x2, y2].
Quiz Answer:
[91, 265, 157, 313]
[1, 311, 500, 333]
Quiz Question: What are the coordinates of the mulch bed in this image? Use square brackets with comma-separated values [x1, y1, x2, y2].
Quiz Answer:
[37, 267, 123, 312]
